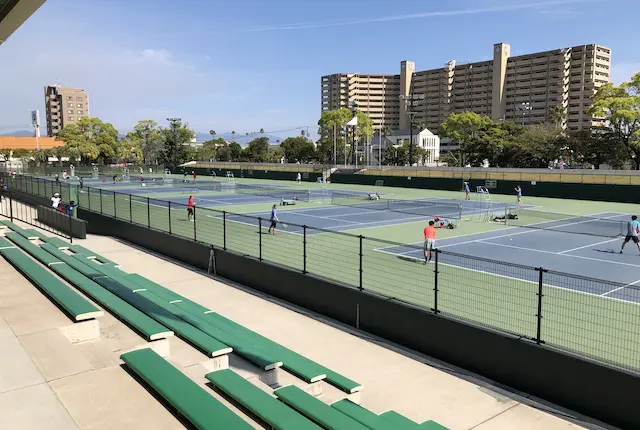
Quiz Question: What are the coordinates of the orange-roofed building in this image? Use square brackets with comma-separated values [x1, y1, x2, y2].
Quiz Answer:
[0, 136, 63, 150]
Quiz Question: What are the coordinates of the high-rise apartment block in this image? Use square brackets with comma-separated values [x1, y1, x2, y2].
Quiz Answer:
[321, 43, 611, 132]
[44, 85, 90, 136]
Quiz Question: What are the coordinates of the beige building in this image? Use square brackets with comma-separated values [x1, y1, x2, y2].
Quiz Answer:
[321, 42, 611, 132]
[44, 85, 90, 136]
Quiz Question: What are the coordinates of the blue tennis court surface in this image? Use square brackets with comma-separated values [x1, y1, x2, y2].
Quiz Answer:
[376, 212, 640, 302]
[222, 198, 529, 235]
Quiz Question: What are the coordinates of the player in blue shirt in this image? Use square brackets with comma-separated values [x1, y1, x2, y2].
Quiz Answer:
[268, 204, 280, 235]
[464, 182, 470, 200]
[515, 185, 522, 206]
[620, 215, 640, 254]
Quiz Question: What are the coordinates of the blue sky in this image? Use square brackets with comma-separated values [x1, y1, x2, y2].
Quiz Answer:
[0, 0, 638, 138]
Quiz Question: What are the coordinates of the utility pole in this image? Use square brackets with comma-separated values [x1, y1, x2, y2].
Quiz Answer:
[400, 93, 423, 166]
[517, 102, 532, 126]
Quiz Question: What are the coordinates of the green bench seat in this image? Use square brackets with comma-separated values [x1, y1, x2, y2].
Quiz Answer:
[22, 229, 49, 241]
[41, 244, 230, 357]
[40, 236, 71, 249]
[126, 273, 360, 392]
[206, 369, 322, 430]
[67, 244, 96, 258]
[332, 399, 396, 430]
[0, 237, 14, 249]
[120, 348, 253, 430]
[419, 420, 449, 429]
[6, 232, 59, 266]
[379, 411, 419, 429]
[274, 385, 370, 430]
[2, 222, 39, 240]
[0, 246, 103, 322]
[77, 264, 281, 370]
[35, 244, 173, 341]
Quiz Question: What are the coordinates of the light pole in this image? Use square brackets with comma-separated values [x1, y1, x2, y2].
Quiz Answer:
[166, 117, 182, 167]
[348, 101, 358, 166]
[517, 102, 532, 126]
[400, 93, 423, 166]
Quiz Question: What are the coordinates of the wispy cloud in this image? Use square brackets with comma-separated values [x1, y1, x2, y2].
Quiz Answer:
[238, 0, 601, 33]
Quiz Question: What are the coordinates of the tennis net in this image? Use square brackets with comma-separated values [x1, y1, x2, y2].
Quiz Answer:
[331, 192, 462, 218]
[235, 183, 311, 201]
[505, 208, 627, 238]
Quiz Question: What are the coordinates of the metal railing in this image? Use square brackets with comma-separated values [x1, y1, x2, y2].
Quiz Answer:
[3, 172, 640, 374]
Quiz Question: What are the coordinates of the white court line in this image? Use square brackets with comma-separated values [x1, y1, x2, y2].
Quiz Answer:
[476, 240, 640, 269]
[374, 247, 640, 306]
[389, 211, 620, 255]
[558, 238, 620, 254]
[375, 246, 640, 307]
[601, 278, 640, 297]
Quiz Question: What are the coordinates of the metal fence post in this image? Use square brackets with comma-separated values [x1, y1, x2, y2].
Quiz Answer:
[433, 248, 439, 313]
[147, 197, 151, 228]
[193, 207, 197, 241]
[68, 210, 74, 244]
[358, 235, 364, 291]
[113, 192, 117, 218]
[536, 267, 546, 345]
[303, 225, 307, 274]
[168, 201, 172, 234]
[223, 211, 227, 250]
[88, 187, 92, 211]
[9, 190, 13, 221]
[129, 194, 132, 222]
[99, 188, 103, 214]
[258, 217, 263, 260]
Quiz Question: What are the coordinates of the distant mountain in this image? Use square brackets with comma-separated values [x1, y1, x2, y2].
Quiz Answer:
[195, 132, 284, 147]
[1, 130, 34, 137]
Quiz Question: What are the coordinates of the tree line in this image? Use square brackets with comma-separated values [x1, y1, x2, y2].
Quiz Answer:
[5, 71, 638, 169]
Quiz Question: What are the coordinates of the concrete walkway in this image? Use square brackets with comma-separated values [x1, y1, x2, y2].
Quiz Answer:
[0, 222, 615, 429]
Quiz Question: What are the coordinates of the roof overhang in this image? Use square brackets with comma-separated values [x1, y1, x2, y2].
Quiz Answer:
[0, 0, 46, 45]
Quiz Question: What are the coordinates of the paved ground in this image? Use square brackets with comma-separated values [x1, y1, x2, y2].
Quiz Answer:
[0, 221, 614, 429]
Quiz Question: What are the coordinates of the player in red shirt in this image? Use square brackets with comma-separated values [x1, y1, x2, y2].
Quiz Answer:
[187, 195, 196, 222]
[423, 220, 437, 263]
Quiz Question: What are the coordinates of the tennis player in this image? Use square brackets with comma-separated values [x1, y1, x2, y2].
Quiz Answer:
[268, 204, 280, 235]
[464, 182, 470, 200]
[296, 173, 302, 184]
[515, 185, 523, 206]
[620, 215, 640, 254]
[187, 195, 196, 222]
[423, 220, 437, 263]
[192, 171, 197, 184]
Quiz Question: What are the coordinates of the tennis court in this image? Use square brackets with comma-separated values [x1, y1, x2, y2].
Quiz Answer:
[377, 211, 640, 301]
[7, 173, 640, 372]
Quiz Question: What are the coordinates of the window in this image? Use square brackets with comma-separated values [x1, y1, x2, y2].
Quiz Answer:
[67, 110, 72, 114]
[69, 116, 75, 121]
[76, 96, 83, 101]
[77, 110, 84, 115]
[67, 96, 73, 100]
[77, 103, 83, 108]
[68, 103, 74, 108]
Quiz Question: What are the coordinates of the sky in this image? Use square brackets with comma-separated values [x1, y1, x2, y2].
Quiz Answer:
[0, 0, 638, 138]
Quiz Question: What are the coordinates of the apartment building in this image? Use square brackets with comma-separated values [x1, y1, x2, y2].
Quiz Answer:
[320, 42, 611, 132]
[44, 85, 90, 136]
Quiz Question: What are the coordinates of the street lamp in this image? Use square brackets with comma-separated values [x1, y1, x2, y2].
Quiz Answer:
[516, 102, 532, 126]
[348, 100, 358, 166]
[400, 94, 423, 166]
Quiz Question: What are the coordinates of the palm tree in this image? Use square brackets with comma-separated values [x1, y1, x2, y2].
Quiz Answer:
[547, 106, 567, 130]
[231, 131, 236, 142]
[209, 129, 216, 137]
[259, 128, 265, 134]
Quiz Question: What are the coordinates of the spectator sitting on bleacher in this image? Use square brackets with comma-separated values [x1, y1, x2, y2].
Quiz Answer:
[367, 192, 380, 200]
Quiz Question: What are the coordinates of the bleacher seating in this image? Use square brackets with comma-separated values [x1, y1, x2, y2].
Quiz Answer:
[206, 369, 322, 430]
[274, 385, 370, 430]
[120, 348, 253, 430]
[0, 235, 103, 322]
[0, 223, 449, 429]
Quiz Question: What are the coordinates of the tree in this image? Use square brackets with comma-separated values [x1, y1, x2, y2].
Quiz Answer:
[497, 125, 564, 168]
[315, 136, 345, 164]
[589, 72, 640, 168]
[245, 137, 270, 162]
[209, 129, 216, 136]
[565, 128, 627, 169]
[439, 112, 493, 166]
[198, 138, 225, 161]
[259, 128, 265, 134]
[547, 105, 567, 130]
[117, 137, 143, 164]
[56, 117, 119, 164]
[159, 118, 195, 167]
[182, 145, 198, 163]
[127, 120, 163, 165]
[266, 146, 284, 163]
[231, 131, 236, 142]
[280, 136, 315, 163]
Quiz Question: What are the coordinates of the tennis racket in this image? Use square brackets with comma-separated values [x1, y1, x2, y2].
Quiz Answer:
[280, 222, 288, 228]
